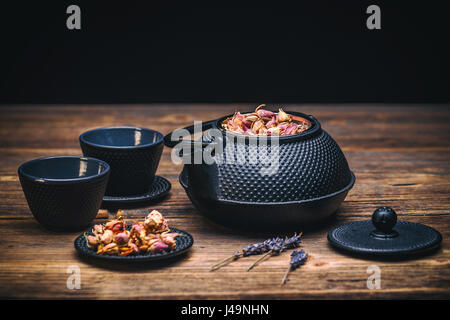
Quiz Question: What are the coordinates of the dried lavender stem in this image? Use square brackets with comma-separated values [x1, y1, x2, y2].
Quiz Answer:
[280, 264, 292, 285]
[247, 250, 273, 272]
[281, 249, 308, 285]
[211, 233, 303, 272]
[210, 254, 241, 271]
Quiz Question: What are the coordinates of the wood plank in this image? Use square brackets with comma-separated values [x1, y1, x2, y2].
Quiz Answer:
[0, 104, 449, 299]
[0, 216, 448, 299]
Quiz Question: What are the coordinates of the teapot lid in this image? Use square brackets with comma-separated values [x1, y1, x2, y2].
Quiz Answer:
[327, 207, 442, 258]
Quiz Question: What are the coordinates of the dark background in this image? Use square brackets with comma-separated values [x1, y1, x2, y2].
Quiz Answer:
[1, 0, 449, 104]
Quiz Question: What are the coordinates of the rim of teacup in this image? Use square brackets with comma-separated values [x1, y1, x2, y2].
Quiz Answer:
[18, 156, 110, 184]
[79, 126, 164, 150]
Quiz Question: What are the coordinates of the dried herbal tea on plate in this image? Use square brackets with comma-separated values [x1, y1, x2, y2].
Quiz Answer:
[85, 210, 179, 256]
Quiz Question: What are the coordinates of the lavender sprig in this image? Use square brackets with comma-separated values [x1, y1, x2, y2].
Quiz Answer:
[210, 243, 264, 271]
[246, 233, 302, 271]
[280, 249, 308, 285]
[210, 233, 302, 271]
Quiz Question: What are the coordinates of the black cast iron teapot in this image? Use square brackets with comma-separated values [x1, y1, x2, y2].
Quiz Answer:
[164, 111, 355, 230]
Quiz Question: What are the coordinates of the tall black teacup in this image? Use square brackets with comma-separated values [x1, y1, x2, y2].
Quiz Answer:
[79, 126, 164, 197]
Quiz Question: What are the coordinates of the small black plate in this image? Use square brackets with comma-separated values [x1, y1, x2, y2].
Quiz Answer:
[74, 227, 193, 262]
[101, 176, 171, 208]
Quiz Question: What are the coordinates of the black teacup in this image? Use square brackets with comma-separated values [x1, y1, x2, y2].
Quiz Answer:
[18, 156, 110, 231]
[79, 126, 164, 197]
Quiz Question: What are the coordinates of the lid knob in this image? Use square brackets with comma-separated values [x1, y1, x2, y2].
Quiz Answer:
[371, 206, 398, 238]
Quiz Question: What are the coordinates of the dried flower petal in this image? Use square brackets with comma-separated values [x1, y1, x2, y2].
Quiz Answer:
[256, 109, 274, 118]
[278, 108, 290, 122]
[129, 243, 139, 253]
[93, 224, 104, 234]
[284, 123, 297, 135]
[150, 241, 169, 253]
[144, 210, 169, 233]
[114, 232, 129, 245]
[102, 243, 119, 255]
[100, 230, 114, 244]
[267, 126, 281, 136]
[245, 114, 259, 122]
[266, 116, 276, 129]
[131, 222, 144, 234]
[233, 112, 244, 126]
[242, 119, 253, 128]
[87, 235, 98, 247]
[105, 220, 125, 233]
[222, 105, 310, 136]
[252, 119, 265, 134]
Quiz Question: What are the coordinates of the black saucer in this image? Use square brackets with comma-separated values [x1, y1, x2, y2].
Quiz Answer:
[101, 176, 171, 208]
[74, 227, 193, 262]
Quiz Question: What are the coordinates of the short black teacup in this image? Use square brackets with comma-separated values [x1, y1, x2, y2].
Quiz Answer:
[18, 156, 110, 231]
[79, 126, 164, 197]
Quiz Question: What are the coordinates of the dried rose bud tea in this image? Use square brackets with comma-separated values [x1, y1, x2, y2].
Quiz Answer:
[85, 209, 179, 256]
[222, 104, 311, 136]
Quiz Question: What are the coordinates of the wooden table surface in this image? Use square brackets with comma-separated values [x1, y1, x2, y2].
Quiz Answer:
[0, 104, 449, 299]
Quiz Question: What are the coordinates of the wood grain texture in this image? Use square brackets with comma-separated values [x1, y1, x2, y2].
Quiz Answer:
[0, 104, 449, 299]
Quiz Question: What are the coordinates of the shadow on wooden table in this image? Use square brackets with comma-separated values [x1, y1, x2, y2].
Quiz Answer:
[197, 209, 342, 238]
[74, 250, 192, 272]
[100, 193, 171, 211]
[327, 243, 443, 262]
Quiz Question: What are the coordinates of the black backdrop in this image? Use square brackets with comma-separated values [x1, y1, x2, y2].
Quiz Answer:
[1, 0, 449, 104]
